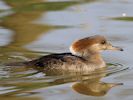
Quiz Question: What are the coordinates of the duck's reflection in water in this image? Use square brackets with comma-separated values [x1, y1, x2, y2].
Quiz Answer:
[70, 68, 123, 96]
[38, 67, 123, 96]
[72, 81, 122, 96]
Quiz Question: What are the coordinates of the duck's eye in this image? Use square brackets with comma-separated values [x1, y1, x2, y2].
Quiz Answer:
[101, 40, 106, 45]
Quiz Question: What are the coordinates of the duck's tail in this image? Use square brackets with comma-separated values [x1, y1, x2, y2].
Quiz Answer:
[5, 61, 28, 66]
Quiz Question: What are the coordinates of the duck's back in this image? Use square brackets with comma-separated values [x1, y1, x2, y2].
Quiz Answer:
[25, 53, 86, 70]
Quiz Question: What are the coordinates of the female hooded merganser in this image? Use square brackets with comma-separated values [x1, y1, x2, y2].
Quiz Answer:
[21, 35, 123, 72]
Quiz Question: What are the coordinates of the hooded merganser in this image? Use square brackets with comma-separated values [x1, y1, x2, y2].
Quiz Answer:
[22, 35, 123, 72]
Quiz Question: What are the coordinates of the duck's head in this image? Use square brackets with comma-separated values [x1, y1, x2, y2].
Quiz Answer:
[70, 35, 123, 57]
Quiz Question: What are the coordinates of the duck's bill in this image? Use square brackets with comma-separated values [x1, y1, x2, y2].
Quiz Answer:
[110, 46, 124, 51]
[106, 43, 123, 51]
[110, 83, 123, 87]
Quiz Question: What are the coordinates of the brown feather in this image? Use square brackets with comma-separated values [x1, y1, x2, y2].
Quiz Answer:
[71, 35, 106, 52]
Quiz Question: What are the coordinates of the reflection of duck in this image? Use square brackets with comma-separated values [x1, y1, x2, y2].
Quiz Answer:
[72, 81, 123, 96]
[70, 66, 123, 96]
[22, 35, 123, 72]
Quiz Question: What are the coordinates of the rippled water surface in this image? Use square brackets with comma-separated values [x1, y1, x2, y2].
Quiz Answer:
[0, 0, 133, 100]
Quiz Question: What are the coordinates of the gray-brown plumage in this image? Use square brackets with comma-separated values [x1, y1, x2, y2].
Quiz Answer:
[24, 53, 87, 71]
[8, 35, 123, 72]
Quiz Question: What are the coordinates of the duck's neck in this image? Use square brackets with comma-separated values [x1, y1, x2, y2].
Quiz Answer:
[83, 52, 106, 66]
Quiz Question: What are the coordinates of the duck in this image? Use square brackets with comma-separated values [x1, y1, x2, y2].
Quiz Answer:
[16, 35, 123, 72]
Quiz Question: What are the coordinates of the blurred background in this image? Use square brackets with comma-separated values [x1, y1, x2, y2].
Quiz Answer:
[0, 0, 133, 100]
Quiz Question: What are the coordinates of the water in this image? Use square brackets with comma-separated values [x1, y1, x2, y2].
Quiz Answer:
[0, 0, 133, 100]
